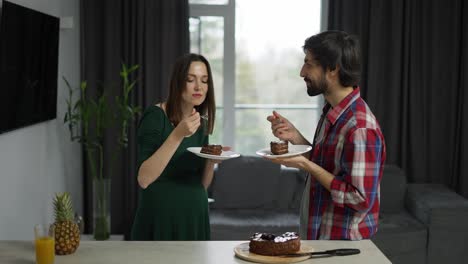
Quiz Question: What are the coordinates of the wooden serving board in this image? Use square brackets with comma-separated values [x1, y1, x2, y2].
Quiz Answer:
[234, 242, 315, 264]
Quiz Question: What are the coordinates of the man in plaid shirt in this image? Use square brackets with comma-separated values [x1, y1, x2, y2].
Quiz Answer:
[267, 30, 386, 240]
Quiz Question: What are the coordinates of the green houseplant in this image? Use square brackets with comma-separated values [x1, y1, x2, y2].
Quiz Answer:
[64, 63, 141, 240]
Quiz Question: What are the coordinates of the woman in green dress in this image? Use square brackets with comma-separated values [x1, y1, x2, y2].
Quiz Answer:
[131, 53, 218, 240]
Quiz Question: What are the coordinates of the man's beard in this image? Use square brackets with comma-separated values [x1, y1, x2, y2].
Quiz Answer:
[305, 75, 328, 96]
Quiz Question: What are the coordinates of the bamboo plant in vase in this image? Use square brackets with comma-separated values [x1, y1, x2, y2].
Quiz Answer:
[64, 63, 141, 240]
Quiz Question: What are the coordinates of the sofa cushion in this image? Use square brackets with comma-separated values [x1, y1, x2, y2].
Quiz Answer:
[277, 166, 307, 210]
[373, 212, 427, 258]
[210, 209, 300, 240]
[382, 250, 427, 264]
[405, 184, 468, 264]
[380, 165, 407, 213]
[212, 156, 281, 209]
[406, 183, 468, 224]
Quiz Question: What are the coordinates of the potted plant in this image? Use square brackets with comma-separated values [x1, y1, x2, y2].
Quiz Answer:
[64, 63, 141, 240]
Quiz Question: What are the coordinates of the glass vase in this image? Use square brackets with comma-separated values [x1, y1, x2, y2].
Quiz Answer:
[93, 178, 111, 240]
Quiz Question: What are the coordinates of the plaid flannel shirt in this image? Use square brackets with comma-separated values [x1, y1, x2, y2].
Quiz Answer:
[306, 87, 386, 240]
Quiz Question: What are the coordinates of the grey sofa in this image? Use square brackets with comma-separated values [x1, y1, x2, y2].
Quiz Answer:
[209, 155, 306, 240]
[209, 156, 468, 264]
[373, 165, 468, 264]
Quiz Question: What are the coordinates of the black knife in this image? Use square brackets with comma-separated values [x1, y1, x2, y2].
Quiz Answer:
[282, 248, 361, 257]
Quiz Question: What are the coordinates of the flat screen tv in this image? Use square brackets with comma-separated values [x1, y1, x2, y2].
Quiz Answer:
[0, 0, 59, 134]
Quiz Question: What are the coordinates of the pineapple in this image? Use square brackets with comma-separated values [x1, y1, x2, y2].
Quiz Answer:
[53, 192, 80, 255]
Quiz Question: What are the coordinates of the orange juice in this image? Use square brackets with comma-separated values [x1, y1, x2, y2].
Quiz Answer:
[35, 236, 55, 264]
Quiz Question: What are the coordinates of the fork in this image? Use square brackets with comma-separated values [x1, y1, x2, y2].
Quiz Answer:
[201, 114, 209, 121]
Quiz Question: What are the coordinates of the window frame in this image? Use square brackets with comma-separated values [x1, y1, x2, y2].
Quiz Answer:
[189, 0, 328, 149]
[190, 1, 236, 147]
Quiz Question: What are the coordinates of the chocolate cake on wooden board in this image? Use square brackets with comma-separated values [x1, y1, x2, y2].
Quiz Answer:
[249, 232, 300, 256]
[200, 144, 222, 155]
[270, 141, 289, 155]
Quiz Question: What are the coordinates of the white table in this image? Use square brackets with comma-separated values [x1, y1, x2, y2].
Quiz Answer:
[0, 240, 391, 264]
[80, 234, 124, 241]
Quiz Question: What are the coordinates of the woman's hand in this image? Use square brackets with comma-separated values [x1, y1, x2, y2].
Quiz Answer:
[202, 146, 231, 189]
[174, 109, 201, 138]
[266, 111, 299, 143]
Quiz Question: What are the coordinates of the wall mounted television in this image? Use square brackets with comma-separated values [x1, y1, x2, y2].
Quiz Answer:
[0, 0, 59, 134]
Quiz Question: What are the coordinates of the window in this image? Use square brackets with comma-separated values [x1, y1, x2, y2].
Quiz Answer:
[189, 16, 225, 144]
[189, 0, 229, 5]
[190, 0, 323, 154]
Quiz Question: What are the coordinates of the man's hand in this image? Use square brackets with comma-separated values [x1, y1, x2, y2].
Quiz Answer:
[267, 111, 299, 143]
[265, 154, 309, 170]
[266, 155, 333, 191]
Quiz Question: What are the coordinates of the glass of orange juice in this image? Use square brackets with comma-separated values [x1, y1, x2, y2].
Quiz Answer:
[34, 224, 55, 264]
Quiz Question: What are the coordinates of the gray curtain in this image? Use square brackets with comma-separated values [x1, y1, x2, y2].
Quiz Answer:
[328, 0, 468, 197]
[80, 0, 189, 239]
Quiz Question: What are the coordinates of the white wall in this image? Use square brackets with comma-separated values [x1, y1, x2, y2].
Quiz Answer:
[0, 0, 81, 240]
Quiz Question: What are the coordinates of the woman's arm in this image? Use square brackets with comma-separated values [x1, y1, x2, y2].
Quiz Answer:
[201, 160, 217, 190]
[137, 130, 184, 189]
[138, 109, 201, 189]
[201, 145, 231, 189]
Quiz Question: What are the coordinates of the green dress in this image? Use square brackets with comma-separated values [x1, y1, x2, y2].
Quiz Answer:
[131, 106, 210, 240]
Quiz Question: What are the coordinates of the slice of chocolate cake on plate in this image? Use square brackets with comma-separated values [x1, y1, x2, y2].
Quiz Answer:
[270, 140, 288, 155]
[200, 144, 222, 155]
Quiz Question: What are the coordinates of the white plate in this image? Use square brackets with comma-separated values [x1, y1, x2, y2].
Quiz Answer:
[256, 144, 312, 158]
[187, 147, 240, 160]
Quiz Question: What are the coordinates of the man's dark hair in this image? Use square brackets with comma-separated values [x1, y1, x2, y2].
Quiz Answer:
[303, 30, 361, 87]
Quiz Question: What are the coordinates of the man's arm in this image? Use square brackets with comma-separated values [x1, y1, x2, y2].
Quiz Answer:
[327, 128, 384, 212]
[266, 128, 384, 213]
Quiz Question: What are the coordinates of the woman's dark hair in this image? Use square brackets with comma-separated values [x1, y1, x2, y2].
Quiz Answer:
[303, 30, 361, 87]
[166, 53, 216, 135]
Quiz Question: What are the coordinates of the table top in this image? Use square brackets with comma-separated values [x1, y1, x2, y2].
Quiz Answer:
[0, 239, 391, 264]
